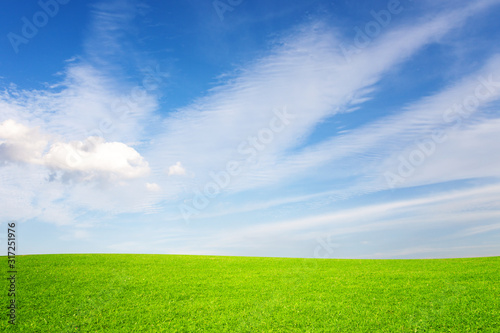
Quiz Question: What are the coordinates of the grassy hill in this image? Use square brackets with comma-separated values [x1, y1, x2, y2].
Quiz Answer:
[1, 254, 499, 332]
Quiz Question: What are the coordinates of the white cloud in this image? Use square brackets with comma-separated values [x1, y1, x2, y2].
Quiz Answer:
[0, 1, 163, 226]
[0, 119, 150, 181]
[0, 123, 155, 225]
[167, 161, 186, 176]
[44, 136, 150, 181]
[0, 119, 48, 164]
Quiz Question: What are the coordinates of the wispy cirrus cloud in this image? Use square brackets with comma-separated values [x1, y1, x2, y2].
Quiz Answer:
[188, 56, 500, 222]
[255, 55, 500, 193]
[145, 0, 500, 208]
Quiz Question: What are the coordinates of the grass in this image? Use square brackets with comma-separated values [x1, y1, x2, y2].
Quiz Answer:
[1, 254, 499, 332]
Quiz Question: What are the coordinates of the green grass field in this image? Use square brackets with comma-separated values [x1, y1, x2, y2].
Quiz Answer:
[1, 254, 499, 332]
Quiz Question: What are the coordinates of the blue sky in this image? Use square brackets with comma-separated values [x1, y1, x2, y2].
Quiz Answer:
[1, 0, 500, 258]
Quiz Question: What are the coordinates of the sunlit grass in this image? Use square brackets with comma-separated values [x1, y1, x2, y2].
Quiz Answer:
[1, 254, 499, 332]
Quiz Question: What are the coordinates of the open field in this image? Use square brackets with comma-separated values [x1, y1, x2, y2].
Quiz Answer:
[1, 254, 499, 332]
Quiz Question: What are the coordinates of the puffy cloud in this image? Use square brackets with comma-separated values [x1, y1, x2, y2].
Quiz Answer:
[43, 136, 150, 180]
[0, 119, 48, 165]
[0, 119, 150, 181]
[167, 161, 186, 176]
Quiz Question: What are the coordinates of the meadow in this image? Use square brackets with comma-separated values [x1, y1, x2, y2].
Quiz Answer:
[1, 254, 499, 332]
